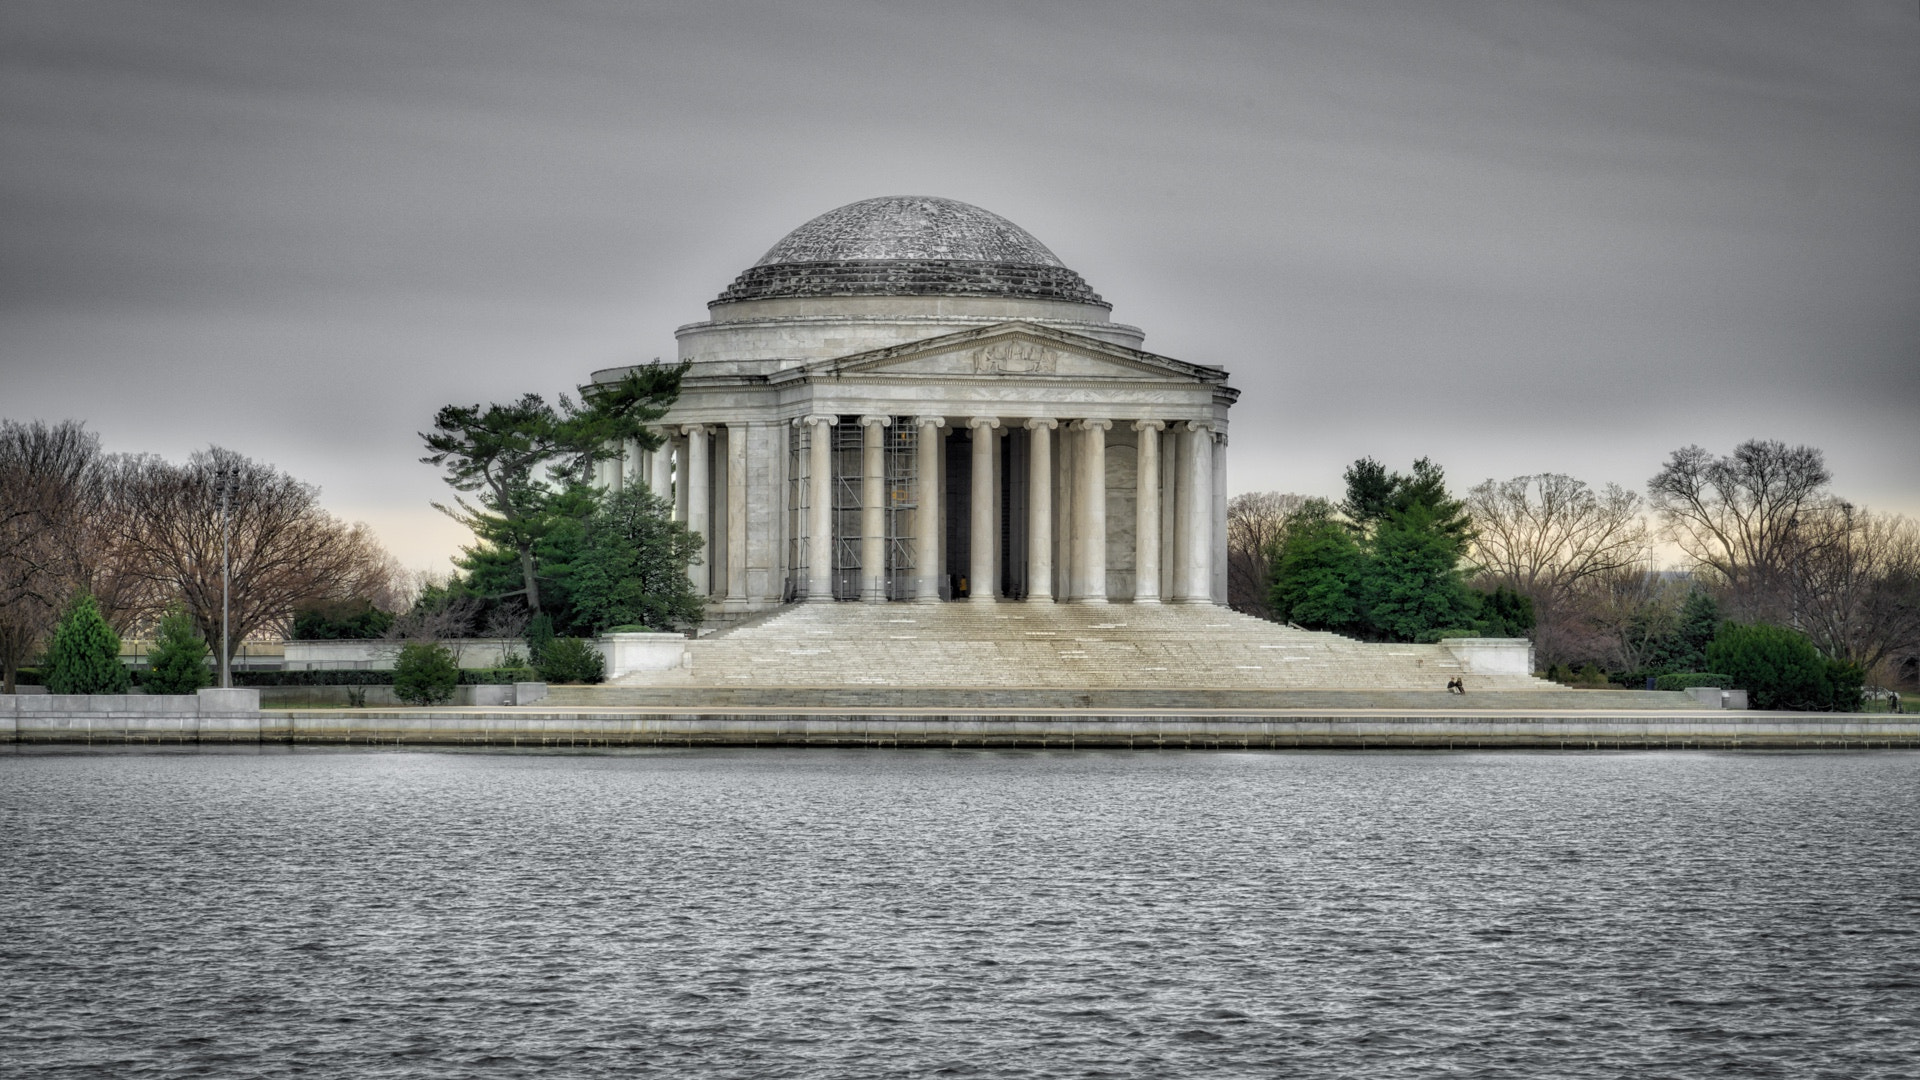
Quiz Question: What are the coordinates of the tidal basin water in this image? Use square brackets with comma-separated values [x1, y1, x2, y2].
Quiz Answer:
[3, 749, 1917, 1078]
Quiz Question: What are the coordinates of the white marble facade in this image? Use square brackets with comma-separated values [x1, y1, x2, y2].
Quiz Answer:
[589, 197, 1237, 614]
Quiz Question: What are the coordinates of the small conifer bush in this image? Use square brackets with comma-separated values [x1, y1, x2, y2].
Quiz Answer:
[535, 636, 605, 684]
[45, 593, 132, 695]
[393, 642, 459, 705]
[144, 606, 213, 695]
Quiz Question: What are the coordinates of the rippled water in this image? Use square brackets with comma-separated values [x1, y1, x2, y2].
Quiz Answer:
[3, 748, 1918, 1078]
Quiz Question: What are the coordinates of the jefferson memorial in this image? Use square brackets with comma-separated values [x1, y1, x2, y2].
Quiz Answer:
[590, 195, 1234, 615]
[580, 196, 1542, 695]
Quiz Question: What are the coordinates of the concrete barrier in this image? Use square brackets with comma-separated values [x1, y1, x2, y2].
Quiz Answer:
[596, 632, 690, 678]
[1685, 686, 1749, 710]
[1440, 638, 1534, 676]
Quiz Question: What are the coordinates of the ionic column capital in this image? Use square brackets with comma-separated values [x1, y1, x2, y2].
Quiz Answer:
[858, 414, 892, 429]
[797, 413, 837, 428]
[1213, 430, 1228, 447]
[1184, 420, 1213, 434]
[1024, 417, 1058, 431]
[914, 415, 946, 431]
[1077, 418, 1112, 432]
[681, 423, 710, 436]
[967, 416, 1001, 431]
[1132, 419, 1166, 433]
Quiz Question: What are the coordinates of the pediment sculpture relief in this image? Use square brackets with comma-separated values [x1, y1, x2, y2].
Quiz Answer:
[970, 338, 1056, 375]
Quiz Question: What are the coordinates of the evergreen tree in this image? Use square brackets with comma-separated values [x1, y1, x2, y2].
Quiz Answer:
[1673, 588, 1722, 671]
[44, 593, 131, 694]
[1362, 502, 1477, 641]
[143, 606, 212, 694]
[525, 612, 555, 666]
[393, 642, 458, 705]
[1268, 499, 1365, 633]
[569, 487, 706, 633]
[1707, 622, 1861, 711]
[1472, 585, 1535, 638]
[1339, 458, 1396, 530]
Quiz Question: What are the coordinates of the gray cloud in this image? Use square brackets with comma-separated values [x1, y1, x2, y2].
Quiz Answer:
[3, 0, 1915, 568]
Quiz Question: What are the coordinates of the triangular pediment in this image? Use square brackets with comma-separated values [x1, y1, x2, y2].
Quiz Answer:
[770, 322, 1226, 385]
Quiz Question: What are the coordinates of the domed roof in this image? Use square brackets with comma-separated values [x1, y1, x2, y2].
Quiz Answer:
[754, 196, 1065, 266]
[714, 196, 1105, 307]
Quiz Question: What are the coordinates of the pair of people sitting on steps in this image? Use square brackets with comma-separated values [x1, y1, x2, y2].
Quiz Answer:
[1446, 677, 1466, 694]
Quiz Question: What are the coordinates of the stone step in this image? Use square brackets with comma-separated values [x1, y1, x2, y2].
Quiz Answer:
[608, 600, 1563, 694]
[547, 685, 1695, 711]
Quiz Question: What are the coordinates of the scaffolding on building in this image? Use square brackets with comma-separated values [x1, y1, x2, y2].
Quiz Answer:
[784, 421, 809, 601]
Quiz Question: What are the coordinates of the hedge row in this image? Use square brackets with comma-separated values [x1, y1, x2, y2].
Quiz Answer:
[1655, 672, 1733, 692]
[234, 667, 538, 687]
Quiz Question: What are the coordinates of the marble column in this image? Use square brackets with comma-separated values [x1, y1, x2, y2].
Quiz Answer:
[1074, 419, 1111, 603]
[860, 415, 889, 602]
[725, 422, 749, 604]
[1212, 430, 1229, 606]
[967, 417, 999, 601]
[1024, 418, 1056, 602]
[673, 435, 689, 523]
[683, 424, 711, 596]
[650, 432, 672, 500]
[1175, 420, 1213, 602]
[914, 416, 944, 602]
[804, 414, 834, 601]
[1132, 420, 1164, 603]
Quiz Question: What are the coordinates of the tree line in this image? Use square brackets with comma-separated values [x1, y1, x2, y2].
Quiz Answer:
[1229, 439, 1920, 705]
[0, 419, 402, 692]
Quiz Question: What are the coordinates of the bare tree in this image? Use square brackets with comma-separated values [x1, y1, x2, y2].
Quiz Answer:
[1467, 474, 1650, 662]
[0, 420, 156, 691]
[113, 447, 397, 683]
[1648, 440, 1835, 620]
[1226, 491, 1306, 619]
[1574, 567, 1689, 674]
[1786, 506, 1920, 672]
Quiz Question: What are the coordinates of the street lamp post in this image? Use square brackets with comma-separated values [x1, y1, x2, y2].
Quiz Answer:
[215, 462, 234, 689]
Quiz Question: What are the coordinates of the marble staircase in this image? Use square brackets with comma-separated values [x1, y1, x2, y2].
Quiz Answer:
[544, 602, 1704, 710]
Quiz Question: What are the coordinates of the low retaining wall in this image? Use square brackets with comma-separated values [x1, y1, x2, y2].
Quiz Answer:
[2, 689, 264, 743]
[5, 699, 1916, 749]
[282, 638, 526, 671]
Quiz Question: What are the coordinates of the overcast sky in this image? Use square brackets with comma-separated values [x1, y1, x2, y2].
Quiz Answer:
[4, 0, 1916, 571]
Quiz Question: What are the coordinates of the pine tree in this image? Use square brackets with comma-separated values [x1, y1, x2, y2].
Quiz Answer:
[144, 606, 212, 694]
[1362, 502, 1477, 642]
[45, 593, 132, 694]
[1268, 500, 1365, 633]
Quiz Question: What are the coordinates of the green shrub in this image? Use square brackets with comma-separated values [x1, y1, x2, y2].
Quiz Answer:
[143, 607, 212, 695]
[535, 637, 604, 684]
[1706, 622, 1862, 711]
[526, 613, 556, 665]
[45, 593, 132, 694]
[290, 598, 395, 640]
[1416, 627, 1480, 643]
[393, 642, 459, 705]
[1654, 672, 1733, 692]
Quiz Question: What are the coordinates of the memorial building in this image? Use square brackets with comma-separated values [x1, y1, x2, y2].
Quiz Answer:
[589, 195, 1235, 617]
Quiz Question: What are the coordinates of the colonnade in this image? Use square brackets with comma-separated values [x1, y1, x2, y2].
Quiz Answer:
[601, 413, 1225, 607]
[789, 413, 1221, 605]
